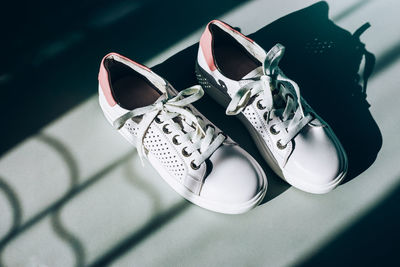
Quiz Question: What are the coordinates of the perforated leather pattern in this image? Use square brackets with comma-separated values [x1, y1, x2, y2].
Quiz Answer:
[124, 120, 186, 179]
[243, 104, 268, 142]
[125, 121, 139, 136]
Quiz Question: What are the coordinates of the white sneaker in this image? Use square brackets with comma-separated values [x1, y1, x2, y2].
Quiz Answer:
[195, 20, 348, 194]
[98, 53, 267, 214]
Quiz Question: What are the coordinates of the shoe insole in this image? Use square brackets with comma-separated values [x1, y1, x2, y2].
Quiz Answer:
[211, 25, 261, 80]
[214, 45, 261, 80]
[113, 75, 161, 110]
[105, 58, 161, 110]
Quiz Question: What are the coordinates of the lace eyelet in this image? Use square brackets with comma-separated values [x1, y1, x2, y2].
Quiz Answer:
[196, 115, 203, 121]
[184, 106, 192, 112]
[155, 116, 163, 124]
[172, 135, 181, 145]
[162, 124, 171, 134]
[182, 147, 192, 157]
[270, 125, 280, 135]
[190, 160, 200, 170]
[276, 139, 287, 150]
[256, 99, 266, 110]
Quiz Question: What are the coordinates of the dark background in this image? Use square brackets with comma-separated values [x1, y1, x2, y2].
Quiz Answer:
[0, 0, 248, 156]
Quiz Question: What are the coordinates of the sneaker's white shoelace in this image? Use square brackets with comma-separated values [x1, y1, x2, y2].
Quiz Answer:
[226, 44, 312, 146]
[114, 85, 226, 167]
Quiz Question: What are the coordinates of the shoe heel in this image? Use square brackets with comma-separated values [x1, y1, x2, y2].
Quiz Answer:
[195, 62, 231, 108]
[99, 85, 138, 146]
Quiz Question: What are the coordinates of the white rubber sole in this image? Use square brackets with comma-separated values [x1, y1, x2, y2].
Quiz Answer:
[99, 87, 267, 214]
[195, 62, 347, 194]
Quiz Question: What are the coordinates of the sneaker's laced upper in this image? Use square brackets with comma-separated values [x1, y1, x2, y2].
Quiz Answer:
[226, 44, 313, 146]
[114, 85, 226, 166]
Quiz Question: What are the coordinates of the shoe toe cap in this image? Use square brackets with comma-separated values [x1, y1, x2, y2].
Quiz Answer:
[199, 145, 266, 205]
[284, 126, 346, 190]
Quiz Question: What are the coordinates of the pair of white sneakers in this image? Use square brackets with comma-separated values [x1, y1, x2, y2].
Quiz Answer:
[98, 20, 347, 214]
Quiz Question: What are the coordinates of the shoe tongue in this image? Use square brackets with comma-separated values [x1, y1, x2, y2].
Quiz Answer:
[240, 66, 287, 110]
[153, 82, 176, 104]
[241, 66, 263, 79]
[153, 88, 194, 132]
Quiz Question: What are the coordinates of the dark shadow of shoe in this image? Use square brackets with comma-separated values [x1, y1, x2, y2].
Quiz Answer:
[250, 1, 382, 183]
[153, 1, 382, 202]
